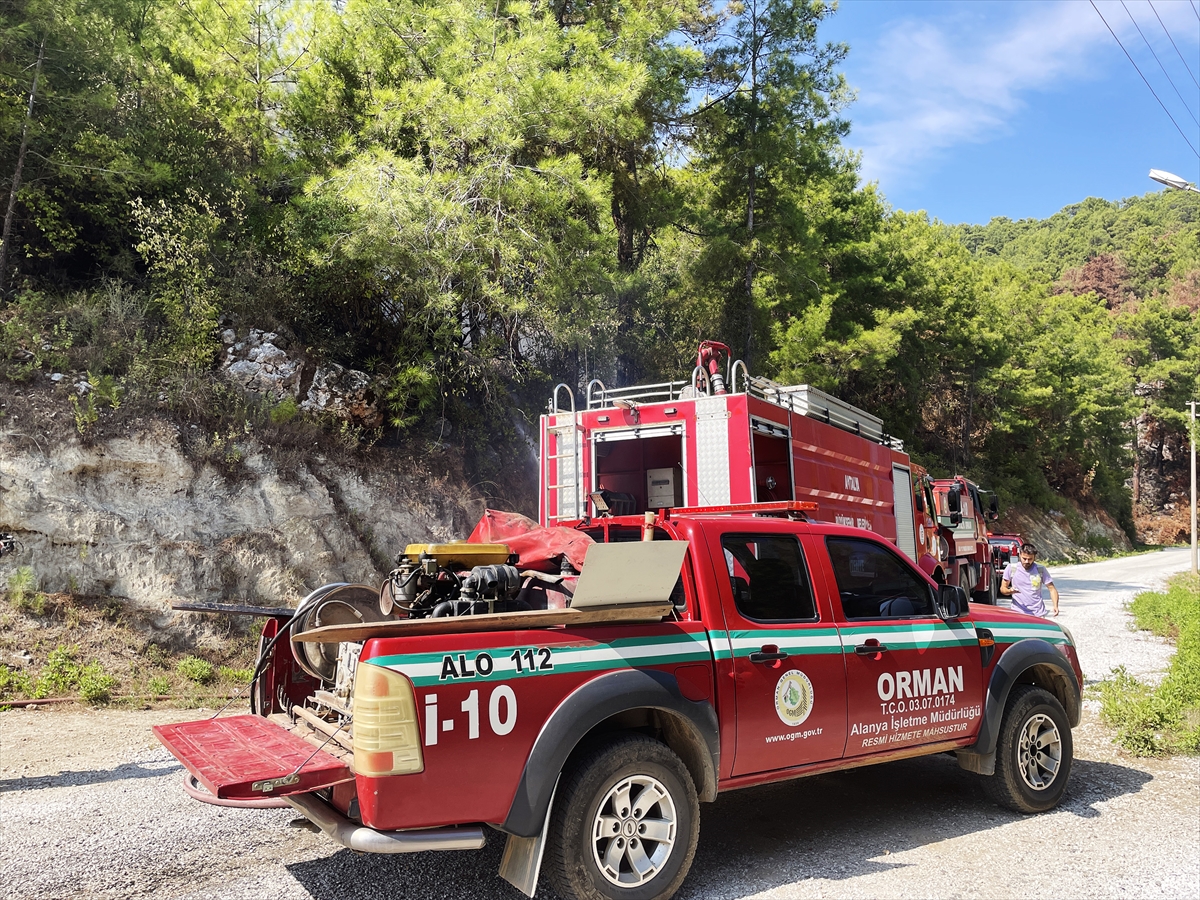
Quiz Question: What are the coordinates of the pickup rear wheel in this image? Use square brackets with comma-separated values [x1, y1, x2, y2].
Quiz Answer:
[545, 734, 699, 900]
[982, 685, 1073, 813]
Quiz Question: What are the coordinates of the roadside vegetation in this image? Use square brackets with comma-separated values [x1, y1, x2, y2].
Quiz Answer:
[0, 567, 258, 708]
[1097, 572, 1200, 756]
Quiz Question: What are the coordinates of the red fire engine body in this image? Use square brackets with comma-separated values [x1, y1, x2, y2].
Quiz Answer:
[539, 355, 944, 580]
[933, 476, 1001, 604]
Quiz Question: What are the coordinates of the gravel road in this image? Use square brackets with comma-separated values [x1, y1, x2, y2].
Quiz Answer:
[2, 549, 1197, 900]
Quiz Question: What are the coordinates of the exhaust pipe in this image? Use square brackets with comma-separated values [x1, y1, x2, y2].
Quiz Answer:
[285, 792, 487, 854]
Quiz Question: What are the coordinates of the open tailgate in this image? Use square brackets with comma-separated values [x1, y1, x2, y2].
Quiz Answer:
[154, 715, 352, 801]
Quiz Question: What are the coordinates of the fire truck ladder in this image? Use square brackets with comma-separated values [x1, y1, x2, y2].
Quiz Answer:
[546, 384, 585, 522]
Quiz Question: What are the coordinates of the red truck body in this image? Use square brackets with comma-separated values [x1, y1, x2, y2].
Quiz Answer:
[989, 532, 1025, 568]
[156, 508, 1081, 900]
[541, 369, 927, 565]
[933, 475, 1001, 604]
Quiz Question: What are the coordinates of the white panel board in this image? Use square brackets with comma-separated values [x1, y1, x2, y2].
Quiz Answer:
[571, 541, 690, 608]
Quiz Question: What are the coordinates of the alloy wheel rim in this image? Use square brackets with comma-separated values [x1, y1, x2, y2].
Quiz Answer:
[1017, 713, 1061, 790]
[591, 774, 677, 887]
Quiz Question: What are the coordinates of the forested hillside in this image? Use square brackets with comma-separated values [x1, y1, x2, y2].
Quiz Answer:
[2, 0, 1197, 538]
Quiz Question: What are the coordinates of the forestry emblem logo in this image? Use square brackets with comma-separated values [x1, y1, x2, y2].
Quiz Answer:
[774, 670, 814, 727]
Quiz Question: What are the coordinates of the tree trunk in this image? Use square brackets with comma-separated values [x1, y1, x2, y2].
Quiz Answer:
[742, 17, 759, 368]
[1131, 414, 1140, 506]
[611, 149, 640, 384]
[961, 375, 975, 466]
[0, 38, 46, 300]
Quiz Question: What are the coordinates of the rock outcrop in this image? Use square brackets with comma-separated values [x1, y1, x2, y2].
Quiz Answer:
[219, 328, 383, 427]
[0, 419, 481, 620]
[994, 502, 1133, 562]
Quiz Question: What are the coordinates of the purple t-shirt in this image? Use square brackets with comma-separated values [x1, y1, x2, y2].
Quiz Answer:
[1003, 562, 1053, 616]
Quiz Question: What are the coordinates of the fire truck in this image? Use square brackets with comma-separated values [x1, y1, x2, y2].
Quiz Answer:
[539, 341, 941, 575]
[932, 476, 1001, 604]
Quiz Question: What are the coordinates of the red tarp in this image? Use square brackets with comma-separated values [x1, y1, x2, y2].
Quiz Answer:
[467, 509, 593, 573]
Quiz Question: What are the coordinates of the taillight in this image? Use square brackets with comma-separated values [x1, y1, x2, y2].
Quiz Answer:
[353, 662, 423, 776]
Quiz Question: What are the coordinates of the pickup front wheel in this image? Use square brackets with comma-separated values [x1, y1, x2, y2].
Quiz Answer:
[982, 685, 1073, 813]
[545, 734, 700, 900]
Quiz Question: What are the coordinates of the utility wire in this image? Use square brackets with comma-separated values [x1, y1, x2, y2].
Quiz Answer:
[1090, 0, 1199, 158]
[1192, 0, 1199, 22]
[1121, 0, 1199, 127]
[1148, 1, 1199, 89]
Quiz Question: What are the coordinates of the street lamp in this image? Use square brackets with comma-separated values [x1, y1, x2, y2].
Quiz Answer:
[1149, 170, 1198, 575]
[1149, 169, 1200, 193]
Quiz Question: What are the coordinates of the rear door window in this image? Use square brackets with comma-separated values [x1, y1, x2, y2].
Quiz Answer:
[721, 534, 817, 622]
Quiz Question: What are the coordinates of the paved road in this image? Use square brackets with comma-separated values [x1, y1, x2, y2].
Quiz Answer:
[2, 550, 1197, 900]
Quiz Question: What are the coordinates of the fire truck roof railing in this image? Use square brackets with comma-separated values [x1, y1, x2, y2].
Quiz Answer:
[587, 379, 690, 408]
[668, 501, 819, 519]
[577, 367, 904, 451]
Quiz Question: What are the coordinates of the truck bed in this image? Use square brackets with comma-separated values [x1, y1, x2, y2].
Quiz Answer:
[292, 602, 674, 643]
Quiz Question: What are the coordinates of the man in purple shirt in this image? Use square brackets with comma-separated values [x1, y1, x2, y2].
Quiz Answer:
[1000, 542, 1060, 617]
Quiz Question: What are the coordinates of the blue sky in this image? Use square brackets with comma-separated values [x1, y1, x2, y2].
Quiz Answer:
[821, 0, 1200, 224]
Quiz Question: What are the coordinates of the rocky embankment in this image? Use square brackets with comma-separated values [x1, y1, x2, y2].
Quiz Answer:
[996, 503, 1134, 562]
[0, 418, 481, 626]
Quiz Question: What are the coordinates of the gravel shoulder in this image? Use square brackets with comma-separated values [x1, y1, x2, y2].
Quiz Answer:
[2, 551, 1198, 900]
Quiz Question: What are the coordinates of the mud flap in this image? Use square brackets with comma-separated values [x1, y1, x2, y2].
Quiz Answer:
[498, 778, 558, 898]
[154, 715, 352, 801]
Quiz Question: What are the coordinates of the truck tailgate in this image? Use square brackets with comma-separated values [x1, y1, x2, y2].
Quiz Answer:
[154, 715, 352, 800]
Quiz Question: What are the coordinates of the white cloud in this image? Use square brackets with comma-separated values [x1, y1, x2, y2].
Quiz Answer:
[845, 0, 1199, 191]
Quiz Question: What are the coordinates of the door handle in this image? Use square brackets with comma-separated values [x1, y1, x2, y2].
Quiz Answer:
[749, 644, 788, 663]
[855, 641, 889, 656]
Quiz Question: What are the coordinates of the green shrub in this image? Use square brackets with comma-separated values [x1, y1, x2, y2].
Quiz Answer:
[148, 675, 171, 695]
[1099, 574, 1200, 755]
[176, 655, 215, 685]
[78, 662, 117, 705]
[269, 396, 299, 425]
[218, 665, 253, 683]
[0, 665, 33, 699]
[35, 645, 82, 698]
[6, 566, 45, 613]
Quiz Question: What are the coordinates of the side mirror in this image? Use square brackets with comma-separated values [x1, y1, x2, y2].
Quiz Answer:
[936, 583, 967, 620]
[945, 485, 962, 524]
[913, 489, 925, 513]
[987, 495, 1000, 521]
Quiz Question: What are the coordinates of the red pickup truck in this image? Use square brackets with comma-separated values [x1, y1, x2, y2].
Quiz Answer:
[157, 506, 1081, 900]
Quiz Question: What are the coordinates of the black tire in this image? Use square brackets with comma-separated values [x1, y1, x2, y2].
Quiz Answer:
[972, 566, 997, 605]
[982, 685, 1073, 813]
[544, 734, 700, 900]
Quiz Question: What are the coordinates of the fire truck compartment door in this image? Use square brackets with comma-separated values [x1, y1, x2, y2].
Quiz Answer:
[892, 465, 917, 562]
[153, 715, 352, 800]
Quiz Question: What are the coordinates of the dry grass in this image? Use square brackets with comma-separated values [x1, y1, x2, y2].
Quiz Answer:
[0, 587, 259, 708]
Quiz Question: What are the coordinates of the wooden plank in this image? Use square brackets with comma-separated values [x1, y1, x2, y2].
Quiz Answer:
[292, 705, 355, 752]
[291, 603, 673, 643]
